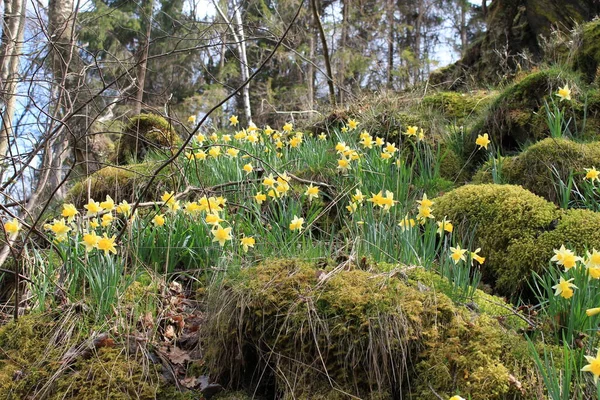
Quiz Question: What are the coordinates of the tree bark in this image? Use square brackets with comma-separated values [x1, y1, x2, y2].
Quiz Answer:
[134, 0, 155, 115]
[0, 0, 27, 180]
[386, 0, 394, 89]
[310, 0, 335, 105]
[213, 0, 252, 124]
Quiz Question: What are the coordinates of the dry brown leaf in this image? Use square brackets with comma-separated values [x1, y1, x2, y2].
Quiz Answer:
[168, 346, 191, 365]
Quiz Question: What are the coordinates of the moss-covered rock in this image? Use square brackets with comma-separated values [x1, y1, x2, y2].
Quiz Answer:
[574, 19, 600, 83]
[116, 114, 181, 164]
[0, 313, 191, 399]
[67, 162, 173, 207]
[205, 259, 543, 399]
[473, 67, 585, 151]
[430, 0, 600, 88]
[434, 184, 600, 296]
[473, 138, 600, 203]
[421, 91, 494, 122]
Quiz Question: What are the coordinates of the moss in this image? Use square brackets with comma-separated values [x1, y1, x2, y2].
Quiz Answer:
[205, 258, 543, 399]
[51, 347, 192, 400]
[116, 114, 182, 164]
[67, 162, 173, 207]
[0, 313, 192, 399]
[438, 144, 465, 182]
[509, 208, 600, 278]
[474, 138, 600, 203]
[574, 19, 600, 83]
[435, 184, 600, 297]
[434, 184, 558, 296]
[421, 91, 494, 121]
[473, 67, 585, 153]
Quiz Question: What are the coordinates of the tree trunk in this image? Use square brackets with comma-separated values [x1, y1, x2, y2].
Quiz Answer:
[460, 0, 468, 56]
[213, 0, 252, 124]
[47, 0, 77, 200]
[0, 0, 27, 181]
[386, 0, 394, 89]
[134, 0, 155, 115]
[310, 0, 335, 105]
[233, 4, 252, 125]
[307, 9, 315, 110]
[431, 0, 600, 87]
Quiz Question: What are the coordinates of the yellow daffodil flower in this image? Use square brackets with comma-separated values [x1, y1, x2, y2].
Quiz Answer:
[556, 84, 571, 101]
[152, 214, 165, 226]
[305, 184, 319, 202]
[61, 203, 78, 220]
[476, 133, 491, 150]
[211, 224, 232, 246]
[587, 308, 600, 317]
[289, 215, 304, 231]
[585, 167, 599, 182]
[116, 201, 131, 216]
[229, 115, 239, 126]
[84, 199, 103, 216]
[81, 231, 99, 252]
[552, 277, 577, 299]
[471, 248, 485, 265]
[254, 192, 266, 205]
[97, 233, 117, 255]
[404, 126, 418, 136]
[4, 218, 20, 235]
[240, 236, 255, 252]
[450, 244, 467, 264]
[581, 348, 600, 383]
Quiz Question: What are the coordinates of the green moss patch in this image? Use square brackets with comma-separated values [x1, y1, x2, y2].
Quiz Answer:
[67, 162, 173, 207]
[205, 259, 542, 399]
[0, 312, 191, 399]
[473, 138, 600, 203]
[574, 19, 600, 83]
[116, 114, 182, 164]
[474, 67, 583, 151]
[434, 184, 600, 296]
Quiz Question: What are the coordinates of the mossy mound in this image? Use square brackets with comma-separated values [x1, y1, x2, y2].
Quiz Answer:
[473, 138, 600, 203]
[421, 90, 494, 122]
[67, 162, 173, 207]
[434, 184, 600, 296]
[116, 114, 181, 164]
[473, 67, 584, 152]
[205, 259, 542, 399]
[0, 313, 190, 399]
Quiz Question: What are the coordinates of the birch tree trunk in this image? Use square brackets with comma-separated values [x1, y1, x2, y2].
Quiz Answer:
[0, 0, 27, 180]
[213, 0, 252, 124]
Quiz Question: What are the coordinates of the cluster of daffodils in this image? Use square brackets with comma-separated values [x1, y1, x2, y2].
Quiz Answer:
[44, 196, 130, 254]
[185, 117, 311, 162]
[550, 245, 600, 299]
[449, 244, 485, 266]
[344, 188, 396, 216]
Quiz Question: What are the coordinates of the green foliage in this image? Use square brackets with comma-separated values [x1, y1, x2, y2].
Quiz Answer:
[116, 114, 181, 164]
[421, 90, 494, 121]
[474, 67, 584, 151]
